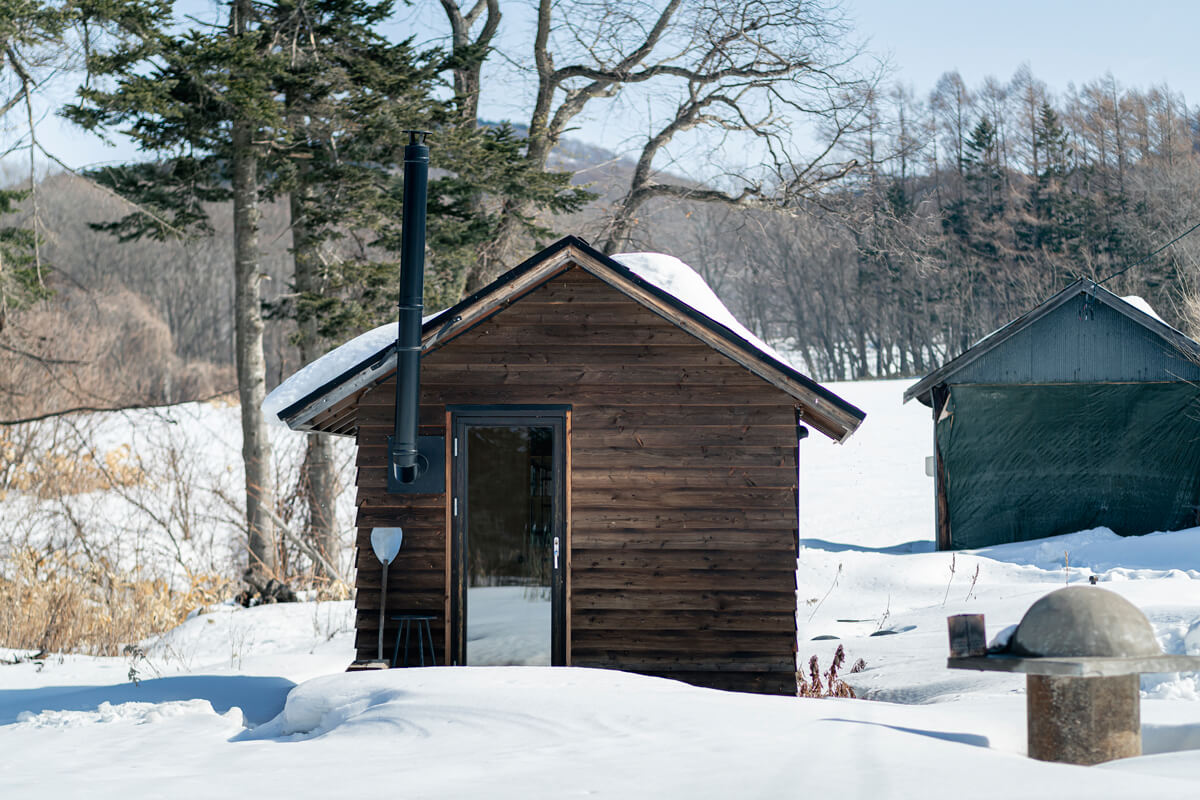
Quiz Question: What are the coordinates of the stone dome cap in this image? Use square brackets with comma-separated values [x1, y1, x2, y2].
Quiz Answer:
[1010, 586, 1162, 658]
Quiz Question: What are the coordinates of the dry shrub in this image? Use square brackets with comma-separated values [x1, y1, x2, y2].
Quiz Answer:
[0, 435, 143, 499]
[0, 287, 234, 421]
[797, 644, 865, 698]
[174, 360, 236, 403]
[0, 547, 232, 656]
[1180, 285, 1200, 343]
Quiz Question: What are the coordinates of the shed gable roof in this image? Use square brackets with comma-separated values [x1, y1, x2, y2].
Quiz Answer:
[271, 236, 865, 441]
[904, 279, 1200, 406]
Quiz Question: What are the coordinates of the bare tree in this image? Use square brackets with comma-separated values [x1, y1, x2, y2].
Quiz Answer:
[929, 70, 971, 194]
[436, 0, 874, 284]
[439, 0, 500, 125]
[594, 1, 872, 253]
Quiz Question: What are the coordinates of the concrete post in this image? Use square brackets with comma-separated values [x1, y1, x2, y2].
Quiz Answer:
[1026, 674, 1141, 765]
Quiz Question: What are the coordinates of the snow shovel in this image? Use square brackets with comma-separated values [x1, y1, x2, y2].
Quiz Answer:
[371, 527, 404, 663]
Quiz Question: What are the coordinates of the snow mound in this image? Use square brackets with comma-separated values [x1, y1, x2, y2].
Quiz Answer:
[250, 666, 687, 741]
[262, 672, 401, 738]
[143, 600, 355, 668]
[972, 527, 1200, 576]
[16, 699, 243, 729]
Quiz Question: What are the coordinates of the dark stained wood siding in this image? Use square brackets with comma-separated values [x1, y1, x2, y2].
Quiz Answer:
[351, 264, 800, 694]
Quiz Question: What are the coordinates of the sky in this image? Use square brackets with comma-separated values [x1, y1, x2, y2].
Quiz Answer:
[844, 0, 1190, 102]
[8, 0, 1200, 175]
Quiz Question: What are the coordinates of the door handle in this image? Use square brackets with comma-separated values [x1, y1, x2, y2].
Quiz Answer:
[553, 536, 560, 569]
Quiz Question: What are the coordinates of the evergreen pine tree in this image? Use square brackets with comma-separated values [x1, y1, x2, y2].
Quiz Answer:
[0, 188, 49, 331]
[67, 0, 287, 584]
[66, 0, 588, 586]
[962, 118, 1004, 224]
[1031, 102, 1077, 261]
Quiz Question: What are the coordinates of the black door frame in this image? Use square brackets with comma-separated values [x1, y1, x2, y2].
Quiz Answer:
[449, 405, 569, 667]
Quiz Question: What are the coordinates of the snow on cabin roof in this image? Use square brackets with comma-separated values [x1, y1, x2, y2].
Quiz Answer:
[266, 236, 865, 440]
[263, 311, 444, 423]
[1121, 295, 1166, 325]
[610, 252, 791, 367]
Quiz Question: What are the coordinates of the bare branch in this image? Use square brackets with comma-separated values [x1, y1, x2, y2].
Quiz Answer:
[31, 141, 189, 239]
[0, 389, 235, 427]
[259, 501, 349, 588]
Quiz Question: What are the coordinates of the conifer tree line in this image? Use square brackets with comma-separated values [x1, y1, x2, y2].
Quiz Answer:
[700, 68, 1200, 382]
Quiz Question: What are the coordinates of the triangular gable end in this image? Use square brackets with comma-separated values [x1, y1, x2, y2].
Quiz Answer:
[274, 236, 866, 441]
[904, 279, 1200, 406]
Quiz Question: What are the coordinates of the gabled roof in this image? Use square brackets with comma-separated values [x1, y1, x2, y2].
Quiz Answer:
[269, 235, 866, 441]
[904, 279, 1200, 406]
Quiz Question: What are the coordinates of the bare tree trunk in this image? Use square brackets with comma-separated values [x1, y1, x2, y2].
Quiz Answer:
[289, 181, 339, 576]
[439, 0, 499, 126]
[301, 434, 337, 566]
[232, 0, 275, 580]
[439, 0, 502, 293]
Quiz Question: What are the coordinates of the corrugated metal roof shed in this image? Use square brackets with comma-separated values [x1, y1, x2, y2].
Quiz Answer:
[905, 279, 1200, 550]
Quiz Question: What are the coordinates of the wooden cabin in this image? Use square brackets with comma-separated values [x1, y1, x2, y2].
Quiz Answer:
[272, 236, 865, 695]
[905, 279, 1200, 551]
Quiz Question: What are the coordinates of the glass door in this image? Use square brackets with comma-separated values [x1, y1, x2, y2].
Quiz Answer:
[451, 409, 566, 666]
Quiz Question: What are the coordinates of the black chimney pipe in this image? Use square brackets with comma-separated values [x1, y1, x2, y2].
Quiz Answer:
[389, 131, 431, 487]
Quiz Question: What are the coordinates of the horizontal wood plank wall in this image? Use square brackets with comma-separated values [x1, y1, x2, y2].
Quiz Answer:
[351, 265, 799, 694]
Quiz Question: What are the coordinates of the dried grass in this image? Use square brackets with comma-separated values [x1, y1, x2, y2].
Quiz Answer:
[797, 644, 865, 698]
[0, 368, 355, 651]
[0, 434, 144, 499]
[0, 547, 231, 656]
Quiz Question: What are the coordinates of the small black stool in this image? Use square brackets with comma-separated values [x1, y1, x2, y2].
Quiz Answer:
[391, 615, 437, 667]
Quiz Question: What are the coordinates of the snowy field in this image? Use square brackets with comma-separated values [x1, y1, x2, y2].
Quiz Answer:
[4, 379, 1200, 797]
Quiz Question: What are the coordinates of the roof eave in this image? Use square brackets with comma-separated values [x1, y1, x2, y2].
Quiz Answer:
[276, 342, 397, 430]
[278, 235, 867, 441]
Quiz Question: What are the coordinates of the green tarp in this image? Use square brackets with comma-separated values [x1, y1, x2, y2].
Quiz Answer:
[936, 383, 1200, 549]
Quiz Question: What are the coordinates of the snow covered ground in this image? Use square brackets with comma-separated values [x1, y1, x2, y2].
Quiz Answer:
[4, 378, 1200, 797]
[0, 400, 360, 584]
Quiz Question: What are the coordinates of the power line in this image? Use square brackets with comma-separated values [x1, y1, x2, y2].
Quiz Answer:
[1098, 218, 1200, 285]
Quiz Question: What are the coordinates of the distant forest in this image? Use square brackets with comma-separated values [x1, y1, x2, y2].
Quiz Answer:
[650, 69, 1200, 381]
[6, 67, 1200, 417]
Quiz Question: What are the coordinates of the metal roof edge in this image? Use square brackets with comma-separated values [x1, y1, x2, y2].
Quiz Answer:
[276, 342, 397, 427]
